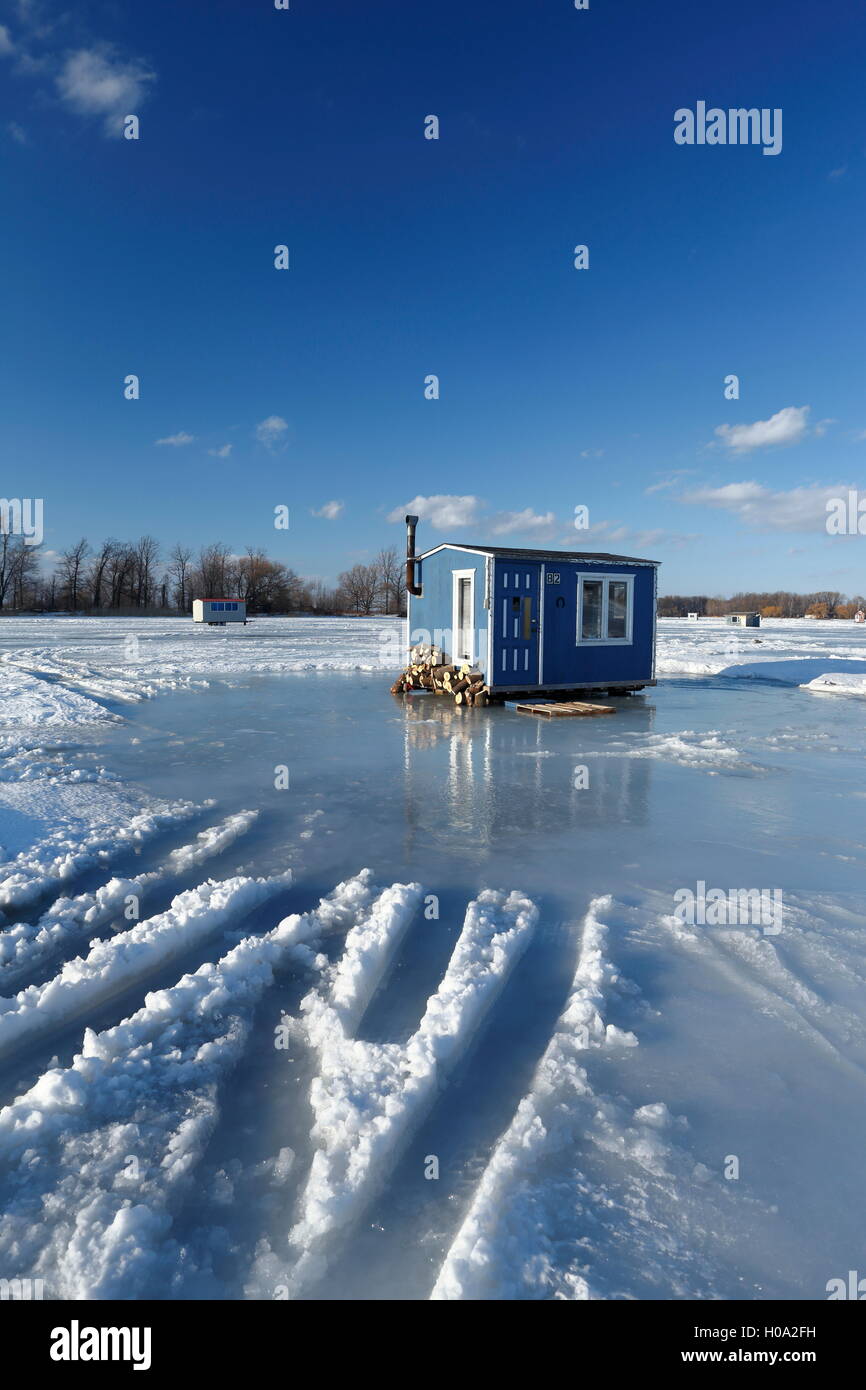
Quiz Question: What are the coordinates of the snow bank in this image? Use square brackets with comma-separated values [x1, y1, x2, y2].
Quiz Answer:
[0, 794, 198, 911]
[0, 664, 114, 727]
[276, 887, 537, 1297]
[317, 880, 423, 1035]
[0, 616, 404, 705]
[431, 898, 639, 1300]
[165, 809, 259, 871]
[801, 672, 866, 697]
[0, 811, 260, 986]
[656, 616, 866, 682]
[0, 872, 292, 1061]
[0, 871, 380, 1299]
[587, 729, 750, 774]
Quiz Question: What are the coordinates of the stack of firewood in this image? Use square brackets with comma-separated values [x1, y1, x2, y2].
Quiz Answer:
[391, 657, 493, 706]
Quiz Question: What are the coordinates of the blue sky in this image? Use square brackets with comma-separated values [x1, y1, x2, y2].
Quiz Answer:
[2, 0, 865, 595]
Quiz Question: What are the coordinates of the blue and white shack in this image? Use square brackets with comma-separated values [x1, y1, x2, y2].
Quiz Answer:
[404, 517, 658, 695]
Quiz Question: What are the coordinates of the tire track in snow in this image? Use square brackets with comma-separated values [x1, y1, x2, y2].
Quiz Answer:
[0, 871, 384, 1299]
[431, 896, 637, 1299]
[0, 799, 200, 915]
[248, 886, 537, 1300]
[0, 870, 291, 1063]
[659, 901, 866, 1082]
[0, 811, 260, 989]
[429, 897, 762, 1301]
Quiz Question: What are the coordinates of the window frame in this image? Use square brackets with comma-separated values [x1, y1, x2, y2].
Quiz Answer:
[451, 568, 475, 665]
[576, 573, 634, 646]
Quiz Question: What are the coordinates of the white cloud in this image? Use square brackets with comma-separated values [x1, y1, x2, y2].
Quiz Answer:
[713, 405, 810, 453]
[56, 47, 155, 136]
[580, 448, 604, 459]
[0, 26, 14, 55]
[387, 495, 483, 530]
[312, 500, 344, 520]
[255, 415, 289, 449]
[644, 470, 696, 495]
[489, 508, 557, 538]
[6, 121, 28, 144]
[580, 520, 696, 552]
[155, 431, 194, 447]
[683, 480, 846, 532]
[207, 444, 232, 458]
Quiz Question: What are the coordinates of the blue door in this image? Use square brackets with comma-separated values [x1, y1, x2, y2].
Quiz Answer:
[495, 562, 540, 684]
[540, 564, 575, 684]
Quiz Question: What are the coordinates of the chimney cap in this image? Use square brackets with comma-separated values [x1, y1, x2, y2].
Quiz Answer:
[405, 514, 419, 526]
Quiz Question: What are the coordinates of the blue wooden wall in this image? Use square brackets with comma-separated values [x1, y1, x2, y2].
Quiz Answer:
[408, 548, 489, 674]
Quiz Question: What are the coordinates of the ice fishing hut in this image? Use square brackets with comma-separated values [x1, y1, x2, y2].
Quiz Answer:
[192, 599, 247, 626]
[726, 611, 760, 628]
[403, 517, 658, 695]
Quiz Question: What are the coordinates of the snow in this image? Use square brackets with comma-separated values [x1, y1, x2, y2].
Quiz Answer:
[249, 885, 536, 1298]
[0, 612, 864, 1301]
[801, 672, 866, 696]
[0, 872, 380, 1299]
[0, 616, 401, 702]
[432, 896, 641, 1300]
[0, 811, 261, 987]
[656, 615, 866, 683]
[0, 873, 291, 1062]
[0, 791, 198, 911]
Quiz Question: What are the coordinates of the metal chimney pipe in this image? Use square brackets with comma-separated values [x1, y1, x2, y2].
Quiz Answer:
[405, 514, 422, 596]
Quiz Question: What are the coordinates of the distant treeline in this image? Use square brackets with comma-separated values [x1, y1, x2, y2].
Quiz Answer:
[658, 591, 866, 620]
[0, 533, 407, 617]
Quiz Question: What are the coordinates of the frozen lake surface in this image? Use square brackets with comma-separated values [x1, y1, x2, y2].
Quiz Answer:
[0, 616, 865, 1300]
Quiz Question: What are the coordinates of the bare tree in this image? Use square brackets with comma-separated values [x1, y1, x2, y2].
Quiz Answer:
[88, 539, 119, 610]
[376, 546, 403, 615]
[131, 535, 160, 608]
[58, 539, 90, 610]
[108, 544, 135, 608]
[0, 528, 13, 609]
[167, 543, 194, 612]
[194, 543, 232, 599]
[338, 562, 379, 615]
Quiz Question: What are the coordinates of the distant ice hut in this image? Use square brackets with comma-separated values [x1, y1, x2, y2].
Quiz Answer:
[192, 599, 247, 626]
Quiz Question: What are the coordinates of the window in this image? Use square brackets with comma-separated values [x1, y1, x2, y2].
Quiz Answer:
[577, 575, 633, 644]
[581, 580, 603, 640]
[607, 582, 628, 639]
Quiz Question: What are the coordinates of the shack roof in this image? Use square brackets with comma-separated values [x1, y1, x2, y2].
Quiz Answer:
[416, 542, 660, 566]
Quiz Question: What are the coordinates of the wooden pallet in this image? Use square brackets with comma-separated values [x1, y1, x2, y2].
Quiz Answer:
[514, 699, 616, 717]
